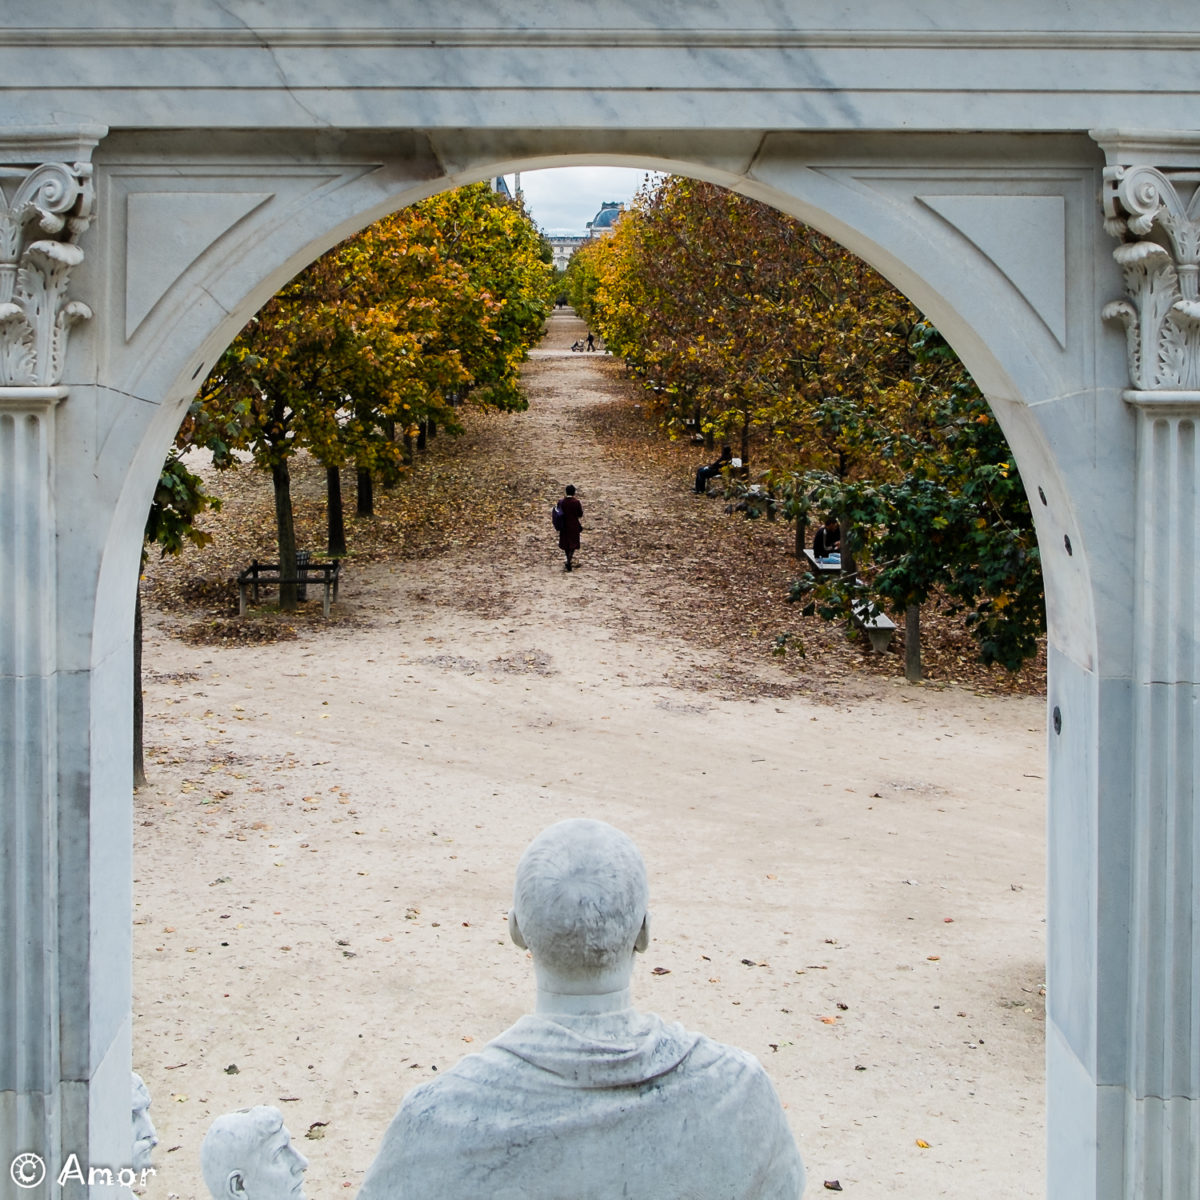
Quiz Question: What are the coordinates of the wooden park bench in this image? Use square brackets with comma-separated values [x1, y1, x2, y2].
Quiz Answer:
[238, 556, 342, 618]
[851, 599, 897, 653]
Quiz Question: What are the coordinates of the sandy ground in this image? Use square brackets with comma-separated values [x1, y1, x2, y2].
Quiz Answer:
[134, 311, 1047, 1198]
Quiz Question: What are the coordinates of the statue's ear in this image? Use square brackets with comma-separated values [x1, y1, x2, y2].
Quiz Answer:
[225, 1171, 247, 1200]
[508, 909, 527, 950]
[635, 913, 650, 954]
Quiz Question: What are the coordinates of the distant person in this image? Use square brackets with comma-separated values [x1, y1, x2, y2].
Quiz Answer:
[557, 484, 583, 571]
[694, 445, 733, 494]
[812, 516, 841, 558]
[586, 330, 595, 351]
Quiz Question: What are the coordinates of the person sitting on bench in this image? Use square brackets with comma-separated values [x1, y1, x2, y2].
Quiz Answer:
[694, 446, 733, 494]
[812, 515, 841, 558]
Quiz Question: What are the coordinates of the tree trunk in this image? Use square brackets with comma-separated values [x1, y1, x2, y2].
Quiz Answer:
[839, 515, 857, 577]
[326, 466, 347, 557]
[425, 420, 436, 440]
[272, 458, 299, 610]
[794, 515, 807, 558]
[381, 418, 399, 487]
[132, 573, 146, 788]
[356, 467, 374, 517]
[740, 412, 751, 464]
[417, 420, 428, 452]
[905, 603, 922, 682]
[402, 430, 415, 466]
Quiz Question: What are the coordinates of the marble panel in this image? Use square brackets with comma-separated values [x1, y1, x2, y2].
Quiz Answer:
[57, 1078, 89, 1200]
[1022, 386, 1138, 680]
[52, 384, 155, 675]
[1046, 647, 1101, 1075]
[1046, 1020, 1100, 1200]
[124, 190, 274, 338]
[86, 648, 133, 1076]
[0, 4, 1198, 134]
[917, 193, 1067, 345]
[89, 1019, 134, 1193]
[52, 656, 132, 1085]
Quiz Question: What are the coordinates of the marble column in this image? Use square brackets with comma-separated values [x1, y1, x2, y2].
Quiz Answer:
[0, 385, 65, 1161]
[0, 146, 97, 1193]
[1099, 137, 1200, 1199]
[1123, 388, 1200, 1197]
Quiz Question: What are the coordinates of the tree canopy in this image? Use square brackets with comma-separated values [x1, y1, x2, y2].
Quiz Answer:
[566, 175, 1043, 669]
[189, 181, 553, 605]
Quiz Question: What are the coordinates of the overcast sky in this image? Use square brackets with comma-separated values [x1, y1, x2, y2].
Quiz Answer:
[508, 166, 657, 235]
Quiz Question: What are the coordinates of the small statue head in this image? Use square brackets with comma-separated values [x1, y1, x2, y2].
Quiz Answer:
[509, 818, 650, 992]
[200, 1106, 308, 1200]
[131, 1072, 157, 1171]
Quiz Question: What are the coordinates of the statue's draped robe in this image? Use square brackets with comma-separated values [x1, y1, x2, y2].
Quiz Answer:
[358, 1008, 805, 1199]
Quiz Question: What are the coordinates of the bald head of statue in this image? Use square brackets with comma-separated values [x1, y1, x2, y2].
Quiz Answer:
[508, 819, 651, 1004]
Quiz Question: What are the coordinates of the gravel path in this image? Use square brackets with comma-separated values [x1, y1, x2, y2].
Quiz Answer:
[134, 310, 1047, 1199]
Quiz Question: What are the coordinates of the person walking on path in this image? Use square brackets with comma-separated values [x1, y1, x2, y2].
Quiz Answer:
[556, 485, 583, 571]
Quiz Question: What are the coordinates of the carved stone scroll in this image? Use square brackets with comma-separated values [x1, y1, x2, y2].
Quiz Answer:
[0, 160, 94, 386]
[1102, 153, 1200, 391]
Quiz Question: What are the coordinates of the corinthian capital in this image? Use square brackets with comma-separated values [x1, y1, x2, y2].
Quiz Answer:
[0, 157, 95, 387]
[1093, 131, 1200, 392]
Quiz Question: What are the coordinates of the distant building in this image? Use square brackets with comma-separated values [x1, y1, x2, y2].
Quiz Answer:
[587, 200, 624, 237]
[548, 235, 587, 271]
[544, 202, 626, 273]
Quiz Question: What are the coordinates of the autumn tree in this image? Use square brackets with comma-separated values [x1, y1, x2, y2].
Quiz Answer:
[573, 175, 1044, 669]
[195, 183, 551, 605]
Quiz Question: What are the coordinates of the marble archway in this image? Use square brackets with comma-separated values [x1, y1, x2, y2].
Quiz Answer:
[2, 7, 1200, 1198]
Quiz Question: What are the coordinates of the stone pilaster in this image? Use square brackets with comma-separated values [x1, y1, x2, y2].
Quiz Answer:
[0, 134, 99, 1195]
[1099, 132, 1200, 1199]
[0, 386, 66, 1167]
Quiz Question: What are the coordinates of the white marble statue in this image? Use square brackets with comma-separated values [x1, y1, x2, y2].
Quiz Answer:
[131, 1072, 158, 1171]
[358, 818, 805, 1199]
[200, 1106, 308, 1200]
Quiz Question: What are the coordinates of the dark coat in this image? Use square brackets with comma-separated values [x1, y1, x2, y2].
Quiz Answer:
[558, 495, 583, 552]
[812, 524, 841, 557]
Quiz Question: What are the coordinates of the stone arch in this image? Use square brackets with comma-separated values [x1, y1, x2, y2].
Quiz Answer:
[92, 136, 1103, 698]
[3, 12, 1198, 1195]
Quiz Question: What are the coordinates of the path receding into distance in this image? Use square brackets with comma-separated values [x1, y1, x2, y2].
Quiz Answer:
[135, 308, 1047, 1199]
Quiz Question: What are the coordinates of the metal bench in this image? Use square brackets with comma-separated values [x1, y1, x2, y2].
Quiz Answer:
[237, 557, 341, 618]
